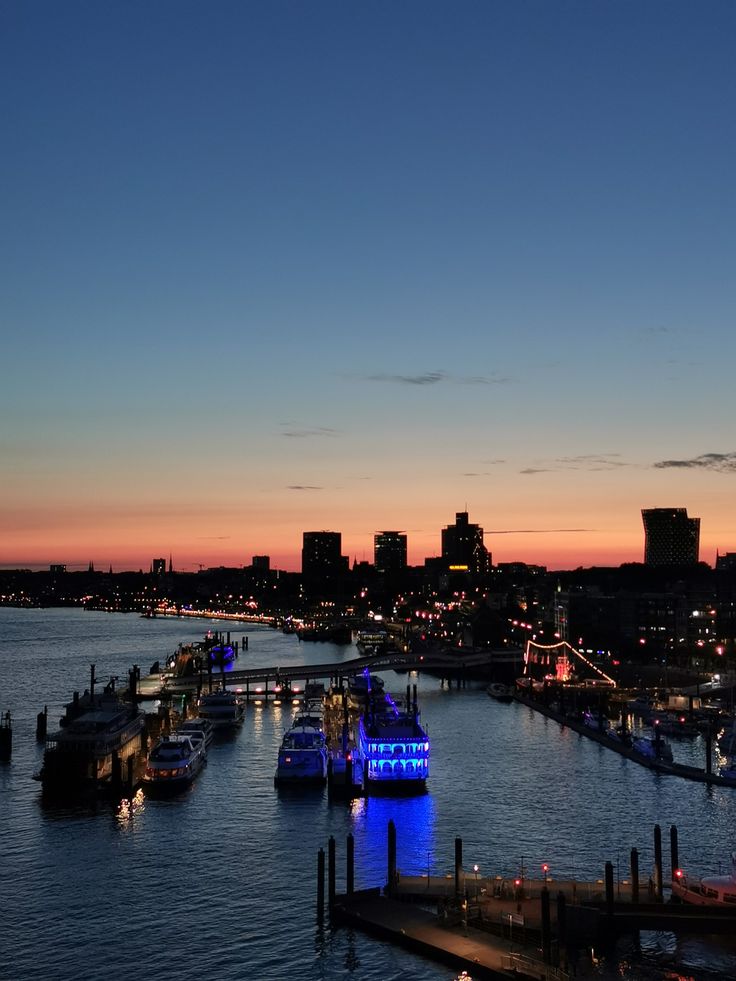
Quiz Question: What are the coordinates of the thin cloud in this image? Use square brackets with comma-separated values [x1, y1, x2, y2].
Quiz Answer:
[640, 325, 675, 336]
[287, 484, 323, 491]
[555, 454, 629, 471]
[480, 458, 506, 465]
[488, 528, 594, 534]
[361, 370, 513, 386]
[281, 426, 340, 439]
[195, 536, 231, 540]
[520, 468, 555, 475]
[653, 452, 736, 473]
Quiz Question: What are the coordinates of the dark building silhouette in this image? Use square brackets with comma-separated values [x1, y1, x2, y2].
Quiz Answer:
[252, 555, 270, 571]
[302, 531, 348, 595]
[49, 564, 66, 574]
[441, 511, 489, 576]
[151, 558, 166, 575]
[374, 531, 407, 574]
[642, 508, 700, 566]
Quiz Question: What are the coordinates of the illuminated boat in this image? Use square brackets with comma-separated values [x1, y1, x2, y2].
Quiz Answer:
[39, 686, 146, 792]
[357, 691, 430, 793]
[197, 688, 245, 728]
[274, 718, 328, 785]
[144, 734, 206, 790]
[207, 643, 237, 666]
[632, 734, 673, 763]
[672, 852, 736, 905]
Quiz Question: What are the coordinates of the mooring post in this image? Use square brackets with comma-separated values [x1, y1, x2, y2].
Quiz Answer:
[605, 861, 615, 916]
[556, 891, 567, 967]
[0, 711, 11, 762]
[540, 887, 551, 964]
[345, 754, 353, 795]
[36, 705, 48, 742]
[630, 848, 640, 903]
[653, 824, 663, 901]
[670, 825, 679, 881]
[387, 820, 397, 897]
[454, 836, 463, 897]
[347, 833, 354, 895]
[244, 635, 248, 650]
[328, 835, 336, 913]
[317, 848, 325, 922]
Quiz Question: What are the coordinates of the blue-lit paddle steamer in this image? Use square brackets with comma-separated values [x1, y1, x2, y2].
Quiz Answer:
[356, 681, 430, 792]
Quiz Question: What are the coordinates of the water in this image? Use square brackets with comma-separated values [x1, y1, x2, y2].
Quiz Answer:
[2, 607, 736, 981]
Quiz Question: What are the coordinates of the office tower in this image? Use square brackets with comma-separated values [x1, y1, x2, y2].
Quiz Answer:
[302, 531, 348, 594]
[151, 558, 166, 575]
[374, 531, 407, 574]
[252, 555, 270, 571]
[642, 508, 700, 566]
[441, 510, 490, 576]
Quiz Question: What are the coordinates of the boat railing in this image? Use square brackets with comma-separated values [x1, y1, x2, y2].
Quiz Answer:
[501, 953, 569, 981]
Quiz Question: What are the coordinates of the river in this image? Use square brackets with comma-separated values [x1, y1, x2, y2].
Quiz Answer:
[1, 607, 736, 981]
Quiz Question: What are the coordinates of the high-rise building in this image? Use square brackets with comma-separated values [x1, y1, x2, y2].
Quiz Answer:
[642, 508, 700, 566]
[302, 531, 348, 594]
[252, 555, 270, 571]
[151, 558, 167, 575]
[374, 531, 407, 574]
[441, 511, 490, 576]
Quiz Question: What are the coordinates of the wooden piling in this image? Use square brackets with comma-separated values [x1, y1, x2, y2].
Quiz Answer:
[347, 833, 355, 895]
[317, 848, 325, 921]
[36, 705, 48, 742]
[387, 820, 397, 897]
[604, 861, 614, 916]
[654, 824, 663, 901]
[540, 887, 551, 964]
[0, 711, 12, 762]
[630, 848, 640, 903]
[454, 836, 463, 897]
[556, 891, 567, 967]
[328, 836, 336, 912]
[670, 825, 679, 880]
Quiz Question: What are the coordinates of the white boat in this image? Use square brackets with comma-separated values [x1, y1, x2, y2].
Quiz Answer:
[672, 852, 736, 905]
[144, 734, 206, 790]
[583, 710, 610, 733]
[274, 718, 328, 785]
[197, 689, 245, 728]
[176, 716, 215, 749]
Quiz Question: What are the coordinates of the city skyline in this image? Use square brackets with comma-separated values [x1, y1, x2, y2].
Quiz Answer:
[3, 2, 735, 573]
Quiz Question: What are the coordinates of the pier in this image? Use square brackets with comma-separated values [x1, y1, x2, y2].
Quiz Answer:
[322, 822, 736, 980]
[514, 688, 736, 788]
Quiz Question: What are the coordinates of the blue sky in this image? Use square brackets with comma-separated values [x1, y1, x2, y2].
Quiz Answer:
[2, 1, 735, 570]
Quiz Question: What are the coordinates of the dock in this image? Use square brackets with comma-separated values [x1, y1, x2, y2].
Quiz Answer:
[321, 821, 736, 981]
[514, 690, 736, 788]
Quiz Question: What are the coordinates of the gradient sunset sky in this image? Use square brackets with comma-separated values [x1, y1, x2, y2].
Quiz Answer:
[3, 1, 735, 572]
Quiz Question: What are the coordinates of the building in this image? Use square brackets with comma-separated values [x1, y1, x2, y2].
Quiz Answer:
[642, 508, 700, 566]
[251, 555, 270, 571]
[374, 531, 407, 575]
[301, 531, 348, 595]
[151, 558, 167, 575]
[441, 511, 490, 577]
[49, 564, 66, 574]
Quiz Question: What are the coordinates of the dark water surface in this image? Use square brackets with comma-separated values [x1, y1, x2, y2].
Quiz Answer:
[2, 607, 736, 981]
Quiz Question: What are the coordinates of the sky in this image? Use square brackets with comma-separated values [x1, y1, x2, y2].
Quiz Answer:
[2, 1, 735, 573]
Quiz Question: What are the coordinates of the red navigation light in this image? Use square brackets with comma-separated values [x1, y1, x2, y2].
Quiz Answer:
[675, 868, 684, 879]
[514, 879, 521, 887]
[542, 864, 549, 873]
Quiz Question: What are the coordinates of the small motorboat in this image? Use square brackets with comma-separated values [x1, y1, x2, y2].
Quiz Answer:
[144, 734, 206, 790]
[672, 851, 736, 905]
[197, 689, 245, 728]
[176, 716, 215, 749]
[274, 718, 328, 785]
[486, 683, 514, 703]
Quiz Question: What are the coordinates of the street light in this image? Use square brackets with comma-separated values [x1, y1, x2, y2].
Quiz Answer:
[474, 863, 480, 898]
